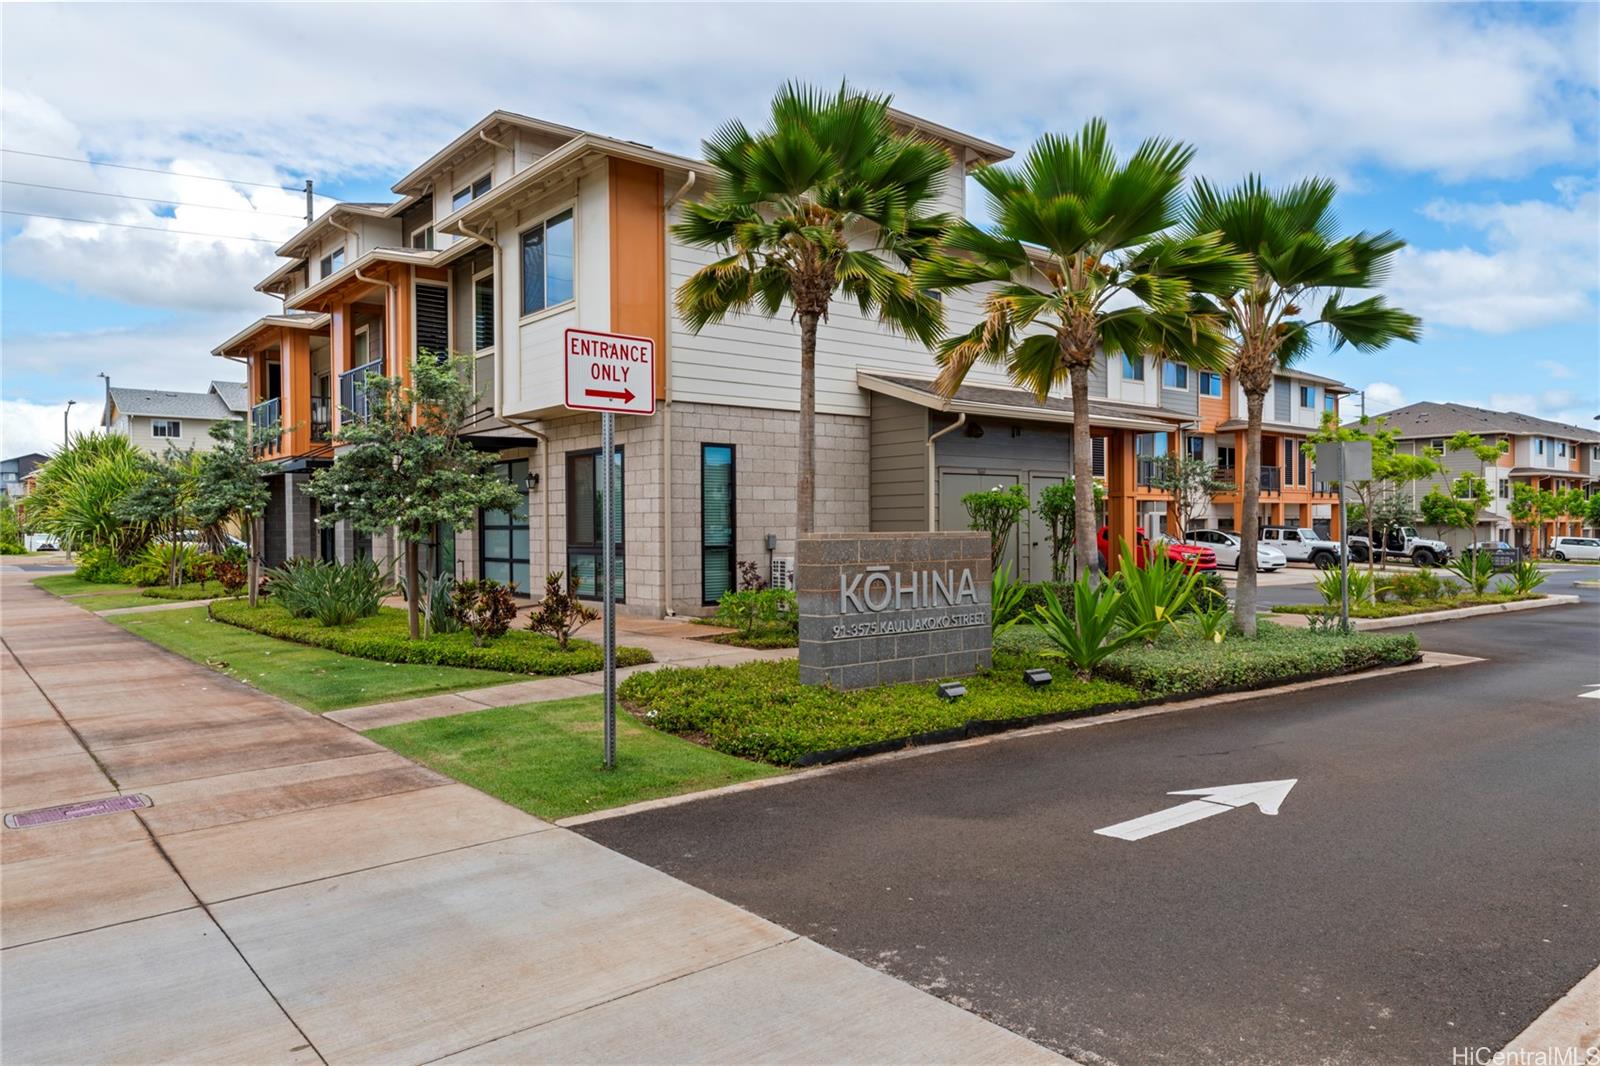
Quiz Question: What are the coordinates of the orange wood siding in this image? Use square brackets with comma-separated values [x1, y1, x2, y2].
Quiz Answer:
[1197, 373, 1230, 432]
[608, 158, 667, 398]
[283, 328, 312, 456]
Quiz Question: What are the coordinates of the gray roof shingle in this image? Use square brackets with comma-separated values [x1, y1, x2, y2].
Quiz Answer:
[108, 385, 241, 421]
[1356, 402, 1600, 444]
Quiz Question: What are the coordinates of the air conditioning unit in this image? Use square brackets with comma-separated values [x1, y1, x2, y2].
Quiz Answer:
[770, 556, 796, 591]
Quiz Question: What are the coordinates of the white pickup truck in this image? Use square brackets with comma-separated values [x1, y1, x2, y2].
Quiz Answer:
[1258, 526, 1343, 569]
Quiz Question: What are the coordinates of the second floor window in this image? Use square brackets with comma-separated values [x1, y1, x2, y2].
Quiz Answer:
[520, 209, 575, 316]
[1299, 385, 1315, 408]
[1122, 354, 1145, 381]
[1536, 439, 1544, 455]
[1324, 393, 1336, 414]
[452, 174, 491, 213]
[1216, 444, 1237, 471]
[473, 270, 494, 352]
[410, 226, 434, 251]
[1186, 435, 1205, 461]
[319, 247, 345, 279]
[1558, 441, 1567, 457]
[151, 419, 181, 438]
[1162, 362, 1189, 389]
[1199, 372, 1223, 397]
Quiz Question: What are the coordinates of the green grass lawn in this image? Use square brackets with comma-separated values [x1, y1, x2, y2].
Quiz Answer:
[366, 697, 778, 820]
[33, 574, 140, 598]
[33, 574, 226, 612]
[110, 606, 523, 712]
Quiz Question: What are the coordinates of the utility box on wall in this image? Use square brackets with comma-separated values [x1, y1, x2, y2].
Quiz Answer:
[796, 532, 992, 690]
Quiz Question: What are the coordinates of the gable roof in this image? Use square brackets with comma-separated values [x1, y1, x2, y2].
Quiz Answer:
[105, 385, 243, 423]
[1358, 401, 1600, 444]
[209, 380, 249, 413]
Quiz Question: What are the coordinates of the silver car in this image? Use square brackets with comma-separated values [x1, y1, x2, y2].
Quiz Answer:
[1185, 529, 1287, 571]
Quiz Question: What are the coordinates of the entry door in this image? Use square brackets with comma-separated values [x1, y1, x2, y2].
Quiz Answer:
[479, 459, 529, 592]
[1028, 473, 1063, 583]
[938, 471, 1019, 575]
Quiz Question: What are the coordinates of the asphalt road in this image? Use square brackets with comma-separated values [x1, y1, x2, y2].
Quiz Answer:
[583, 567, 1600, 1065]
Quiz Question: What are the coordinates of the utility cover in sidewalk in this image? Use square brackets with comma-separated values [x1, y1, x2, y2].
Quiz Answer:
[4, 794, 152, 829]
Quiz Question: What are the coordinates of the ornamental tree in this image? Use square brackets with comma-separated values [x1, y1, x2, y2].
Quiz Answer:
[1507, 483, 1556, 556]
[193, 420, 275, 605]
[305, 353, 522, 639]
[1148, 454, 1229, 542]
[961, 483, 1031, 569]
[1036, 478, 1107, 581]
[116, 446, 198, 588]
[1308, 412, 1439, 581]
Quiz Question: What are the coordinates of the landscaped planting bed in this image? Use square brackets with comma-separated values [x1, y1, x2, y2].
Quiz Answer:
[1271, 592, 1541, 620]
[139, 581, 231, 601]
[621, 623, 1419, 766]
[209, 599, 652, 675]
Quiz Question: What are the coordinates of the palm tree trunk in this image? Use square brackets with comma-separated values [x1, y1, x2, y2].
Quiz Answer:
[405, 540, 421, 640]
[1070, 369, 1097, 581]
[1236, 390, 1265, 636]
[248, 515, 262, 607]
[796, 311, 819, 536]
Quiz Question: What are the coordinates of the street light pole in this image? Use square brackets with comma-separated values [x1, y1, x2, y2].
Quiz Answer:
[63, 400, 77, 450]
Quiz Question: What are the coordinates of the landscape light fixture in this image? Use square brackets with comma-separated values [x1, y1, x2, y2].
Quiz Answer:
[1023, 668, 1053, 688]
[936, 681, 967, 701]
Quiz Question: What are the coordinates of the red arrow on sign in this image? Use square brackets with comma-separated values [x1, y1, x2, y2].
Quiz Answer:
[585, 387, 635, 403]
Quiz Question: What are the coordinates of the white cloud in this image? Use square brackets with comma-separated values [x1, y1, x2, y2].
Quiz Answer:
[2, 315, 249, 399]
[0, 397, 103, 459]
[1387, 182, 1599, 333]
[1362, 382, 1406, 414]
[1537, 360, 1576, 380]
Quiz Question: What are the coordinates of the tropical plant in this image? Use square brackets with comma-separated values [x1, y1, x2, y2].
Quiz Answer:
[990, 562, 1029, 635]
[1035, 479, 1107, 581]
[1500, 558, 1547, 596]
[427, 573, 462, 635]
[125, 541, 200, 588]
[673, 81, 949, 536]
[1448, 551, 1496, 596]
[527, 571, 599, 650]
[266, 558, 393, 627]
[305, 353, 522, 638]
[1032, 579, 1157, 679]
[1507, 484, 1557, 558]
[714, 587, 797, 639]
[962, 484, 1030, 568]
[214, 559, 248, 595]
[193, 419, 276, 606]
[1113, 541, 1201, 639]
[1186, 176, 1422, 633]
[449, 579, 519, 647]
[0, 497, 25, 554]
[73, 545, 127, 584]
[1186, 598, 1233, 644]
[1314, 566, 1382, 607]
[1380, 569, 1458, 605]
[27, 432, 152, 557]
[917, 119, 1250, 581]
[115, 446, 200, 588]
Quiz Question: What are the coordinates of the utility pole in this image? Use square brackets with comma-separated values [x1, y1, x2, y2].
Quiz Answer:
[96, 371, 110, 428]
[63, 400, 76, 450]
[304, 179, 314, 225]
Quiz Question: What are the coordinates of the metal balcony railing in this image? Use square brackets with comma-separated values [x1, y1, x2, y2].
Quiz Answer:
[1259, 467, 1282, 493]
[1136, 457, 1162, 487]
[338, 359, 383, 424]
[250, 397, 281, 454]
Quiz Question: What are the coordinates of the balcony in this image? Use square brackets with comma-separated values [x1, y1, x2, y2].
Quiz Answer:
[1260, 467, 1282, 493]
[310, 395, 331, 442]
[1136, 456, 1162, 487]
[338, 359, 383, 424]
[250, 397, 281, 455]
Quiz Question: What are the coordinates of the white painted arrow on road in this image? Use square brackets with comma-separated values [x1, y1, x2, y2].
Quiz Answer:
[1094, 779, 1298, 841]
[1580, 685, 1600, 700]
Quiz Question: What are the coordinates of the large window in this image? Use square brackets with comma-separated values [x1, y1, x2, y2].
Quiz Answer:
[1199, 371, 1223, 397]
[1324, 393, 1336, 414]
[1186, 435, 1205, 461]
[1299, 385, 1315, 408]
[480, 459, 528, 592]
[151, 419, 181, 438]
[702, 444, 735, 605]
[1122, 354, 1145, 381]
[473, 269, 494, 352]
[520, 209, 575, 316]
[410, 225, 434, 251]
[452, 174, 491, 212]
[1162, 362, 1189, 389]
[319, 247, 345, 278]
[567, 448, 624, 601]
[1216, 444, 1237, 473]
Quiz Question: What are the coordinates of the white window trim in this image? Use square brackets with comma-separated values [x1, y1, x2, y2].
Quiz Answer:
[1199, 371, 1223, 398]
[452, 170, 493, 212]
[1299, 386, 1316, 408]
[1162, 361, 1191, 391]
[517, 201, 578, 324]
[353, 324, 374, 369]
[409, 224, 434, 251]
[151, 419, 182, 438]
[1121, 354, 1145, 381]
[472, 265, 496, 355]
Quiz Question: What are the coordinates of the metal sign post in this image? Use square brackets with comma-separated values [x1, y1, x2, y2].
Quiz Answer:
[561, 327, 655, 772]
[1336, 448, 1350, 634]
[1315, 439, 1372, 636]
[601, 410, 617, 769]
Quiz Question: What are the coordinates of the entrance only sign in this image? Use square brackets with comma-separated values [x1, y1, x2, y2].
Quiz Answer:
[563, 328, 656, 416]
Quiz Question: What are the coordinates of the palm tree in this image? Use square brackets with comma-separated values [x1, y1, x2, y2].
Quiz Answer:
[673, 81, 949, 535]
[916, 120, 1250, 579]
[1184, 176, 1421, 634]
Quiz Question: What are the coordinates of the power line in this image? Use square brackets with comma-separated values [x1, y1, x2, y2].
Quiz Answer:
[1, 179, 308, 219]
[1, 209, 286, 244]
[1, 147, 306, 193]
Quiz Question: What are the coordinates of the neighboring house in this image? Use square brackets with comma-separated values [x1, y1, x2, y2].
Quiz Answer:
[1356, 401, 1600, 551]
[210, 108, 1353, 613]
[1, 453, 47, 500]
[101, 381, 248, 455]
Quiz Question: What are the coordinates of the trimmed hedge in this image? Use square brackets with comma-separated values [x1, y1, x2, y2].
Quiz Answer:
[1020, 623, 1417, 697]
[140, 581, 229, 601]
[1272, 593, 1540, 620]
[619, 658, 1140, 766]
[210, 600, 652, 675]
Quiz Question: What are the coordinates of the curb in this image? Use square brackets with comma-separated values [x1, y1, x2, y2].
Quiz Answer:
[1273, 593, 1580, 630]
[556, 650, 1482, 828]
[1499, 963, 1600, 1063]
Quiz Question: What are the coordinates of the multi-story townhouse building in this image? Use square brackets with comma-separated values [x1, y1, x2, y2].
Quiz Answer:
[99, 381, 248, 456]
[2, 453, 47, 500]
[213, 109, 1353, 613]
[1370, 402, 1600, 550]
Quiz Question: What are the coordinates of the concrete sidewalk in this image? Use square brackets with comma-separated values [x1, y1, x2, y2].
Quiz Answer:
[0, 571, 1062, 1065]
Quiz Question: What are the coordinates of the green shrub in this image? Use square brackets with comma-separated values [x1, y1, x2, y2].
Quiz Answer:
[527, 570, 601, 650]
[1097, 624, 1420, 697]
[1114, 544, 1201, 637]
[220, 543, 248, 566]
[990, 562, 1029, 635]
[1449, 552, 1496, 596]
[139, 581, 228, 601]
[74, 545, 128, 584]
[1186, 598, 1233, 643]
[1032, 578, 1157, 678]
[1381, 569, 1457, 604]
[267, 558, 392, 626]
[1272, 591, 1540, 620]
[1315, 567, 1383, 606]
[126, 541, 199, 587]
[449, 579, 518, 646]
[1189, 571, 1228, 612]
[1015, 580, 1074, 616]
[962, 483, 1030, 568]
[712, 586, 797, 641]
[210, 599, 651, 675]
[1500, 558, 1547, 595]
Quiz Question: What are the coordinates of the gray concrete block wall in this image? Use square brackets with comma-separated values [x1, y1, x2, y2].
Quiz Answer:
[796, 532, 992, 690]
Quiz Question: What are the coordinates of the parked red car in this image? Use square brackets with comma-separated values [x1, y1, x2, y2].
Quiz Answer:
[1097, 527, 1217, 572]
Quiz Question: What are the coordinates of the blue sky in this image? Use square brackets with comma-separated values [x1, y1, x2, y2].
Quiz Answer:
[2, 2, 1596, 456]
